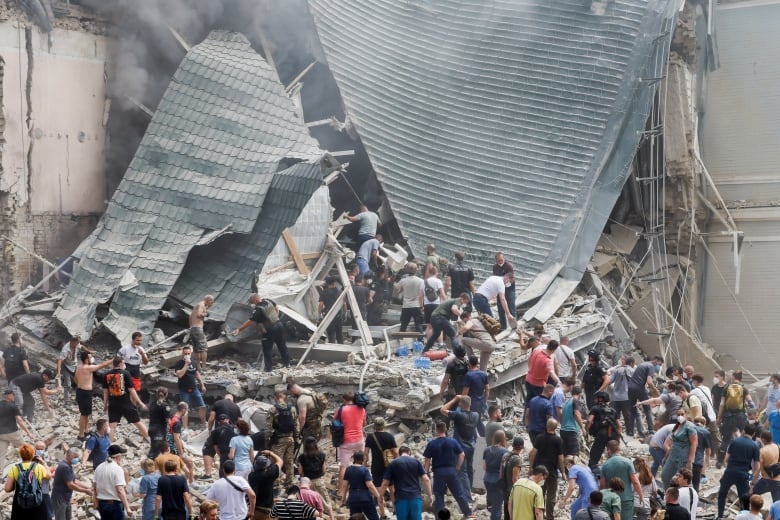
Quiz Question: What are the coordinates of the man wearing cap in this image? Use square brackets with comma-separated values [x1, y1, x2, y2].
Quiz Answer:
[234, 294, 291, 372]
[473, 273, 514, 324]
[203, 413, 236, 479]
[57, 333, 94, 408]
[365, 417, 399, 489]
[190, 294, 214, 370]
[93, 444, 132, 520]
[318, 276, 345, 344]
[0, 388, 32, 471]
[248, 450, 283, 520]
[379, 445, 433, 520]
[10, 368, 59, 421]
[117, 331, 148, 394]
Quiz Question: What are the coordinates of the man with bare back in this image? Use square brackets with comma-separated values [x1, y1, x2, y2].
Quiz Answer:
[190, 295, 214, 370]
[74, 351, 113, 441]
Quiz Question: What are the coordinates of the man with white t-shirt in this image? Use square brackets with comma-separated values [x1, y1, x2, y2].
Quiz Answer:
[473, 273, 514, 324]
[554, 336, 577, 379]
[676, 468, 699, 520]
[117, 331, 149, 393]
[207, 460, 256, 520]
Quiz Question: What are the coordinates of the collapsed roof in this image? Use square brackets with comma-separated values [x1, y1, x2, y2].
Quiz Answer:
[55, 31, 327, 343]
[306, 0, 679, 321]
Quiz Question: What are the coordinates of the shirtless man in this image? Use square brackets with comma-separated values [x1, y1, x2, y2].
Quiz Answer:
[74, 351, 113, 441]
[190, 295, 214, 370]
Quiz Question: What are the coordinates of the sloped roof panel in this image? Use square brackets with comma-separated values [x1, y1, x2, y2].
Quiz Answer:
[307, 0, 677, 320]
[55, 30, 324, 342]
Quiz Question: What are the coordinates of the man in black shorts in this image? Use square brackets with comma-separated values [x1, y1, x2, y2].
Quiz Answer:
[75, 351, 113, 441]
[102, 357, 149, 442]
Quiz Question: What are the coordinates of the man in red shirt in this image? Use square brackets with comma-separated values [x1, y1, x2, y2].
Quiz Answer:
[526, 341, 561, 409]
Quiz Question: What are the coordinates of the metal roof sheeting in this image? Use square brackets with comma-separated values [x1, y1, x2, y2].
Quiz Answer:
[307, 0, 678, 321]
[55, 31, 325, 342]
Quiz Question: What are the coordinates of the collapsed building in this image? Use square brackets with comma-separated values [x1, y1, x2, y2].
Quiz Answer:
[1, 0, 778, 418]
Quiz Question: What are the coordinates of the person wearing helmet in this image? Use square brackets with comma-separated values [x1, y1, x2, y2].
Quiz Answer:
[248, 450, 283, 520]
[582, 351, 609, 410]
[586, 391, 621, 470]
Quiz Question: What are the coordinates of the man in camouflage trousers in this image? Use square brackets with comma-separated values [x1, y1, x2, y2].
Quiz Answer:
[266, 389, 300, 486]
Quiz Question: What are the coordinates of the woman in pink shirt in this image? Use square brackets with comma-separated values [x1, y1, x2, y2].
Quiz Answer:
[335, 392, 366, 480]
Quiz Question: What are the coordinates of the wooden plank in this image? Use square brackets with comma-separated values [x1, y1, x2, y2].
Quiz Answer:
[296, 289, 348, 367]
[335, 260, 372, 354]
[281, 228, 310, 275]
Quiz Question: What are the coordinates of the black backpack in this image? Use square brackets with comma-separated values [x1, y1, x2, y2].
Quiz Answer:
[450, 359, 469, 393]
[274, 403, 295, 434]
[15, 462, 43, 509]
[355, 392, 370, 408]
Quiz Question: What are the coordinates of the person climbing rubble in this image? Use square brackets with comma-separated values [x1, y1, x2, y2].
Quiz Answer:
[423, 421, 472, 518]
[190, 294, 214, 370]
[458, 311, 496, 371]
[75, 351, 113, 441]
[441, 395, 479, 494]
[288, 382, 328, 440]
[102, 356, 149, 443]
[492, 252, 517, 330]
[2, 332, 30, 383]
[208, 393, 241, 431]
[167, 402, 195, 483]
[233, 293, 291, 372]
[346, 204, 381, 245]
[203, 413, 235, 479]
[472, 272, 514, 327]
[423, 293, 470, 353]
[56, 333, 94, 408]
[439, 346, 469, 402]
[173, 345, 208, 429]
[10, 368, 59, 422]
[266, 389, 299, 488]
[356, 233, 382, 277]
[0, 388, 32, 472]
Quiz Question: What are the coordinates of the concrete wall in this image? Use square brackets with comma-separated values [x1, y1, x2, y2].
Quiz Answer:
[0, 22, 109, 300]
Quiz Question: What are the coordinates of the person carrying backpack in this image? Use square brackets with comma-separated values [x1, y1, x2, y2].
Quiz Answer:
[4, 443, 52, 520]
[266, 389, 299, 488]
[439, 346, 470, 401]
[717, 370, 754, 466]
[288, 382, 328, 440]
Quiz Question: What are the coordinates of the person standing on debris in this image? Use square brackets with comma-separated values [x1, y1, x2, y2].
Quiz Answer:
[717, 422, 760, 520]
[423, 421, 473, 518]
[148, 387, 173, 458]
[528, 418, 565, 520]
[356, 234, 382, 277]
[364, 417, 398, 490]
[492, 252, 516, 330]
[691, 416, 712, 491]
[298, 437, 334, 520]
[3, 332, 30, 382]
[249, 451, 283, 520]
[52, 446, 92, 520]
[526, 385, 556, 447]
[367, 266, 392, 326]
[633, 457, 657, 520]
[229, 419, 255, 479]
[508, 465, 547, 520]
[207, 459, 256, 520]
[347, 204, 381, 244]
[117, 331, 149, 393]
[462, 355, 489, 437]
[423, 266, 447, 344]
[208, 393, 241, 431]
[441, 395, 479, 494]
[57, 333, 93, 408]
[155, 458, 192, 520]
[717, 370, 753, 468]
[75, 352, 113, 441]
[10, 368, 59, 422]
[5, 443, 52, 520]
[582, 350, 610, 410]
[234, 294, 291, 372]
[445, 251, 475, 299]
[560, 383, 586, 456]
[660, 409, 698, 489]
[600, 441, 643, 520]
[394, 262, 425, 336]
[472, 272, 514, 326]
[439, 346, 469, 401]
[318, 275, 345, 344]
[103, 357, 149, 442]
[0, 389, 31, 471]
[690, 374, 720, 451]
[501, 437, 526, 520]
[379, 444, 433, 520]
[559, 455, 599, 520]
[608, 356, 633, 432]
[573, 491, 610, 520]
[526, 341, 561, 411]
[83, 419, 111, 470]
[676, 384, 702, 421]
[33, 440, 54, 520]
[458, 311, 496, 371]
[423, 293, 469, 352]
[674, 468, 698, 519]
[266, 389, 299, 487]
[173, 345, 207, 428]
[190, 294, 214, 370]
[485, 405, 503, 446]
[597, 478, 623, 520]
[288, 382, 327, 441]
[137, 459, 160, 520]
[93, 444, 132, 520]
[555, 336, 577, 380]
[586, 391, 620, 469]
[203, 413, 236, 479]
[352, 275, 370, 328]
[339, 451, 385, 520]
[168, 402, 195, 483]
[662, 487, 691, 520]
[335, 392, 367, 481]
[482, 429, 509, 520]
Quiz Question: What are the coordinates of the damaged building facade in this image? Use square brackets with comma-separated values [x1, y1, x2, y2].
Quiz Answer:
[0, 0, 778, 394]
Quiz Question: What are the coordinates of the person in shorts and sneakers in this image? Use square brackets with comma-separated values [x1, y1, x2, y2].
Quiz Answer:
[173, 345, 207, 429]
[335, 392, 366, 482]
[103, 357, 149, 442]
[189, 295, 214, 370]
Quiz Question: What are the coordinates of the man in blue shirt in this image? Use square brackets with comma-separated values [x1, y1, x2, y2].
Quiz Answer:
[379, 446, 433, 520]
[423, 421, 472, 517]
[717, 422, 760, 519]
[526, 384, 555, 447]
[462, 356, 489, 437]
[83, 418, 111, 469]
[441, 395, 479, 494]
[356, 234, 382, 276]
